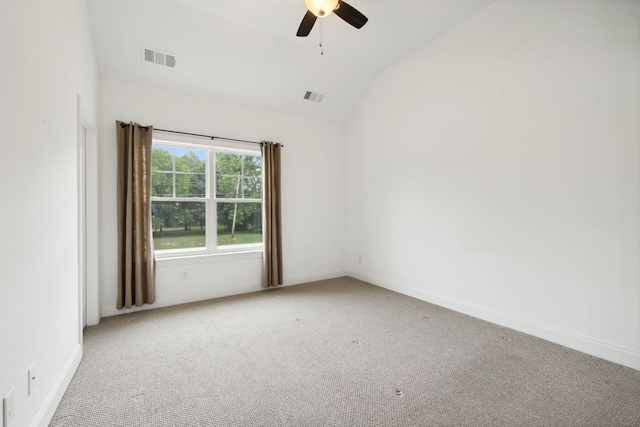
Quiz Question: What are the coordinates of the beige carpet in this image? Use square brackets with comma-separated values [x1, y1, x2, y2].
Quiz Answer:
[50, 277, 640, 426]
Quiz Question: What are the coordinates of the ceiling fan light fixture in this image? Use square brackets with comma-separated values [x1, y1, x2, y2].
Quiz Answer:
[305, 0, 339, 18]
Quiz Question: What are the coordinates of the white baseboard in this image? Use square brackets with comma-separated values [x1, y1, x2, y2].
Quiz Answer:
[32, 344, 82, 427]
[101, 269, 347, 318]
[348, 270, 640, 371]
[101, 283, 262, 317]
[284, 269, 347, 287]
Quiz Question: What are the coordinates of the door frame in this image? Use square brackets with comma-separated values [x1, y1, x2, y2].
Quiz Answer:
[77, 94, 99, 344]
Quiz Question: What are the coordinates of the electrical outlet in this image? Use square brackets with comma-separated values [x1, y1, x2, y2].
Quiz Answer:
[358, 255, 363, 264]
[180, 270, 189, 280]
[3, 387, 15, 426]
[28, 365, 36, 396]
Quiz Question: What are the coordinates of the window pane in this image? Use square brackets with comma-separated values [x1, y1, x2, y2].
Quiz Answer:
[243, 155, 262, 198]
[216, 152, 241, 198]
[175, 173, 206, 197]
[216, 173, 240, 198]
[152, 172, 173, 197]
[175, 148, 206, 172]
[217, 202, 262, 246]
[152, 201, 206, 250]
[216, 153, 262, 199]
[152, 146, 174, 172]
[243, 176, 262, 199]
[152, 145, 207, 198]
[216, 152, 241, 174]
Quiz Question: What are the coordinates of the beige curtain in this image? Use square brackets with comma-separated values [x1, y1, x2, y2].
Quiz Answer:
[261, 141, 283, 287]
[116, 121, 156, 309]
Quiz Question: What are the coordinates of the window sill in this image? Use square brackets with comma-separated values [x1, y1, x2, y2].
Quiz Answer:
[155, 249, 263, 268]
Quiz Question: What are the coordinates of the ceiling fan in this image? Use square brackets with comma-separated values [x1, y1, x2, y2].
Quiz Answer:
[296, 0, 368, 37]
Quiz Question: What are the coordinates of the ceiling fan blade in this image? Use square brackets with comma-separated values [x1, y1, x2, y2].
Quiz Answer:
[297, 10, 317, 37]
[334, 1, 368, 29]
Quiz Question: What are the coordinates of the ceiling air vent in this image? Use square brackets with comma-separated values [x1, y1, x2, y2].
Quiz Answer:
[304, 91, 324, 103]
[142, 46, 177, 69]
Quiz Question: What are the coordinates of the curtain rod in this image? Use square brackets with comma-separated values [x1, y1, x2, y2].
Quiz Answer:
[120, 123, 282, 147]
[155, 128, 263, 145]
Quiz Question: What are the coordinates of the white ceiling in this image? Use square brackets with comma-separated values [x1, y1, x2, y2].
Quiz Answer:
[87, 0, 495, 123]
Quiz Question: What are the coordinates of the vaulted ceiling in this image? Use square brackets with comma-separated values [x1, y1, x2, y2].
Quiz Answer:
[87, 0, 495, 123]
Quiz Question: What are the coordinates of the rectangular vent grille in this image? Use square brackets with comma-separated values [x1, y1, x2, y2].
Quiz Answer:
[142, 46, 177, 69]
[304, 91, 324, 103]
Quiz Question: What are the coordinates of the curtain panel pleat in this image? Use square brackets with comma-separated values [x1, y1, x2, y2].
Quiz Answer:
[261, 141, 283, 288]
[116, 121, 156, 309]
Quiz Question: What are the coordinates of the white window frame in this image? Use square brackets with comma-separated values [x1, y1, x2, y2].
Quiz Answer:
[151, 134, 263, 259]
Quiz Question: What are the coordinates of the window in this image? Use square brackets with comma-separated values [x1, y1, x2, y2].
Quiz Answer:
[151, 138, 262, 256]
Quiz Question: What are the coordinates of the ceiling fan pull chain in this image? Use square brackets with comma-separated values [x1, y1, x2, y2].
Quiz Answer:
[319, 18, 324, 55]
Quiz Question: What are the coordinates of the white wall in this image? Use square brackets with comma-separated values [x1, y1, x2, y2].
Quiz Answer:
[98, 77, 346, 317]
[0, 0, 98, 426]
[346, 0, 640, 370]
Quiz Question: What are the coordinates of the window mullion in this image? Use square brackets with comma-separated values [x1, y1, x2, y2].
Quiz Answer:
[172, 147, 176, 198]
[210, 149, 216, 252]
[217, 198, 262, 203]
[241, 155, 245, 199]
